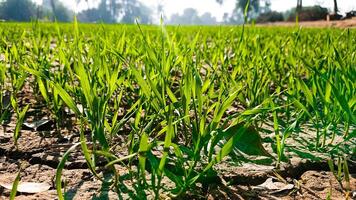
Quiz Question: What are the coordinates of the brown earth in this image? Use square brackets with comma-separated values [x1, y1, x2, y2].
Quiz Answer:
[258, 17, 356, 28]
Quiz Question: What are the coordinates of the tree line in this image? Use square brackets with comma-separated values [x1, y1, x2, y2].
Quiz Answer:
[0, 0, 344, 24]
[0, 0, 72, 22]
[0, 0, 153, 23]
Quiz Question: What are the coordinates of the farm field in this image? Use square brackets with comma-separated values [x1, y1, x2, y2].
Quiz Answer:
[0, 22, 355, 199]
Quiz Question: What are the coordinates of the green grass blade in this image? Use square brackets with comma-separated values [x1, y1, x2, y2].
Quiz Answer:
[56, 142, 81, 200]
[9, 169, 21, 200]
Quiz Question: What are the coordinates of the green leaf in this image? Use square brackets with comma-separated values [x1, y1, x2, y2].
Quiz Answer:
[75, 63, 93, 107]
[164, 168, 183, 188]
[56, 142, 81, 200]
[293, 99, 312, 118]
[138, 133, 149, 179]
[166, 86, 178, 103]
[104, 153, 137, 168]
[298, 78, 314, 107]
[20, 65, 47, 79]
[9, 169, 21, 200]
[241, 107, 269, 116]
[216, 124, 270, 163]
[348, 96, 356, 109]
[38, 79, 49, 103]
[14, 105, 29, 146]
[209, 89, 240, 132]
[325, 80, 332, 103]
[343, 157, 350, 191]
[158, 111, 174, 176]
[51, 82, 81, 116]
[243, 0, 250, 22]
[330, 83, 356, 124]
[271, 100, 282, 164]
[79, 122, 101, 179]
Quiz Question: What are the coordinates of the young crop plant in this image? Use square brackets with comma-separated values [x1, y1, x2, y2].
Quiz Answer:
[1, 14, 355, 199]
[0, 60, 10, 124]
[28, 19, 271, 199]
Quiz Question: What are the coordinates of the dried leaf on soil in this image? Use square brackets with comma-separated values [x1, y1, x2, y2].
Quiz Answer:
[0, 182, 51, 193]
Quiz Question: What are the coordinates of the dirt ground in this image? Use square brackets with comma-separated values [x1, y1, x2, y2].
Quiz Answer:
[0, 77, 355, 199]
[0, 151, 355, 199]
[258, 17, 356, 28]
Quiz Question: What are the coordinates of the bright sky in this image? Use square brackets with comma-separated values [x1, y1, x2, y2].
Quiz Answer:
[33, 0, 356, 21]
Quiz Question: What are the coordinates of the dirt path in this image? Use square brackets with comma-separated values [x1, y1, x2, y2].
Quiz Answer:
[258, 17, 356, 28]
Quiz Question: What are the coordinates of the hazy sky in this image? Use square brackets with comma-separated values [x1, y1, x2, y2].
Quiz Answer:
[33, 0, 356, 21]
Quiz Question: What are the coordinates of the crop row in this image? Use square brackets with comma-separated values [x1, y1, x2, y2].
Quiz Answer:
[0, 22, 355, 198]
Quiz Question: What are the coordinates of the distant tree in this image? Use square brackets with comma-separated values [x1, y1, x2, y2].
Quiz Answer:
[120, 1, 152, 24]
[222, 11, 244, 24]
[49, 0, 56, 21]
[223, 13, 229, 23]
[297, 0, 302, 12]
[236, 0, 260, 14]
[181, 8, 201, 24]
[0, 0, 37, 21]
[168, 9, 218, 25]
[261, 0, 271, 13]
[77, 0, 152, 24]
[200, 12, 217, 25]
[168, 8, 203, 25]
[42, 0, 73, 22]
[333, 0, 338, 13]
[169, 13, 180, 24]
[77, 0, 116, 23]
[217, 0, 260, 23]
[101, 0, 149, 22]
[256, 11, 284, 23]
[287, 5, 328, 21]
[228, 8, 244, 24]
